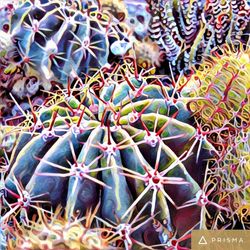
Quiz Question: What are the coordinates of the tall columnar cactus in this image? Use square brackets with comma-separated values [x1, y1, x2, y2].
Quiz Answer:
[0, 59, 219, 249]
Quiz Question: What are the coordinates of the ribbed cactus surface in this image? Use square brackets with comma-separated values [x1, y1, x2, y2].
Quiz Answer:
[1, 59, 217, 249]
[0, 0, 131, 100]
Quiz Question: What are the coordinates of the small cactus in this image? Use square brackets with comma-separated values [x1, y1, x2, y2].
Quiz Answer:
[0, 0, 132, 100]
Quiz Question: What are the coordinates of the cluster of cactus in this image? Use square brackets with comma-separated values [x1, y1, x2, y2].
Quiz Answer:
[146, 0, 250, 73]
[0, 0, 249, 249]
[5, 205, 110, 249]
[0, 0, 134, 124]
[0, 0, 132, 101]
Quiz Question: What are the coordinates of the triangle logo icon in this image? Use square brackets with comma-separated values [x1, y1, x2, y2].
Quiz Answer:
[198, 236, 208, 245]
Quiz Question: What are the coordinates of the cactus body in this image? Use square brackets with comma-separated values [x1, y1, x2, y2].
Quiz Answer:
[1, 59, 217, 249]
[0, 0, 131, 100]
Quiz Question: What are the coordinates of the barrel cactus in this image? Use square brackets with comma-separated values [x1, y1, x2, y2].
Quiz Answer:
[0, 0, 131, 100]
[0, 58, 218, 249]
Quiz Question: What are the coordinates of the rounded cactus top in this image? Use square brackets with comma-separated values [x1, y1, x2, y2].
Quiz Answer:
[1, 0, 132, 99]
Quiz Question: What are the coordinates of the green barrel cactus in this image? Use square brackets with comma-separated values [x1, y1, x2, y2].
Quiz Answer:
[1, 59, 217, 249]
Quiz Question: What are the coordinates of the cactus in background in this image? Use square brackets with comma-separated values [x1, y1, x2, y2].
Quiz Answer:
[6, 205, 111, 250]
[100, 0, 128, 22]
[132, 38, 163, 69]
[0, 2, 14, 33]
[0, 1, 249, 249]
[178, 43, 250, 230]
[146, 0, 250, 73]
[101, 0, 151, 39]
[0, 0, 132, 101]
[123, 0, 151, 40]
